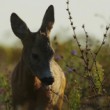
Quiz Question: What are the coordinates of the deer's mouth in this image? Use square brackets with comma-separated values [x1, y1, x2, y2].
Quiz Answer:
[42, 85, 52, 98]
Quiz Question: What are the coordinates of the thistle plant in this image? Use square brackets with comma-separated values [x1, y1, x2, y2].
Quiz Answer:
[65, 0, 110, 109]
[66, 0, 109, 94]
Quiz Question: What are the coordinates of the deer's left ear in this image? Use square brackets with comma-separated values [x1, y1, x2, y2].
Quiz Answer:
[10, 13, 30, 40]
[39, 5, 55, 36]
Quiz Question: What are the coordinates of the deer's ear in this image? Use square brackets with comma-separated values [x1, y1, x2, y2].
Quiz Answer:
[40, 5, 55, 36]
[10, 13, 30, 40]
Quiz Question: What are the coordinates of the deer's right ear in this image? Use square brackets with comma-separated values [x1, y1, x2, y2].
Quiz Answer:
[10, 13, 30, 40]
[39, 5, 54, 37]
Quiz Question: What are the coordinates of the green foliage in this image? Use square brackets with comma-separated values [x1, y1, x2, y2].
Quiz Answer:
[0, 46, 21, 110]
[68, 87, 81, 110]
[91, 62, 104, 94]
[0, 73, 12, 110]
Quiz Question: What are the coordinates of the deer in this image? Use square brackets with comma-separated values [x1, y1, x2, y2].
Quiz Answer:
[10, 5, 66, 110]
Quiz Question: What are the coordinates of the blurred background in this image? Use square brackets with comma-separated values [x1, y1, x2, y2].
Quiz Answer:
[0, 0, 110, 110]
[0, 0, 110, 46]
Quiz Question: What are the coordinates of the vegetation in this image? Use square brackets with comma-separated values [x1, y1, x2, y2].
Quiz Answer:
[53, 33, 110, 109]
[0, 47, 21, 110]
[0, 32, 110, 110]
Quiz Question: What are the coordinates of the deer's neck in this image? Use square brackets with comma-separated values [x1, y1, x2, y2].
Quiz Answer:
[11, 55, 37, 104]
[12, 54, 35, 90]
[16, 54, 34, 86]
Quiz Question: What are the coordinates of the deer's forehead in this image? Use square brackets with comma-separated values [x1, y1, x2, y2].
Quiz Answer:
[31, 33, 54, 57]
[32, 33, 49, 46]
[30, 33, 51, 52]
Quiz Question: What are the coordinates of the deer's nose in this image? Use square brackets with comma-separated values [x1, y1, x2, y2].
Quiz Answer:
[41, 76, 54, 85]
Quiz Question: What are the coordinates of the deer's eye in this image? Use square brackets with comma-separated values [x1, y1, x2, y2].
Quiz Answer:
[32, 53, 39, 61]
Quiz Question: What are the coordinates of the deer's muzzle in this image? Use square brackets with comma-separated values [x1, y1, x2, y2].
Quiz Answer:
[41, 76, 54, 85]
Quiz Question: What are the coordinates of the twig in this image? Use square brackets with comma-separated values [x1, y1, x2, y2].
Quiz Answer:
[66, 0, 87, 67]
[66, 0, 97, 93]
[90, 26, 109, 70]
